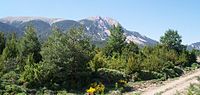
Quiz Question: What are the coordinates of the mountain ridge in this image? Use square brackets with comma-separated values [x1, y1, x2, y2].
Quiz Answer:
[0, 16, 158, 46]
[188, 42, 200, 50]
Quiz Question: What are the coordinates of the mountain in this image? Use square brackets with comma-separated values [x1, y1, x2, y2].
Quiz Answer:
[0, 22, 23, 36]
[188, 42, 200, 50]
[0, 16, 158, 46]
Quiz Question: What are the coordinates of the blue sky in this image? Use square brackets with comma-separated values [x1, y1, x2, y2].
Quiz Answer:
[0, 0, 200, 44]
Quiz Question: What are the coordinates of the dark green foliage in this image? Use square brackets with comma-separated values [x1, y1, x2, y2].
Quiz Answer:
[103, 25, 126, 56]
[40, 27, 94, 89]
[122, 42, 139, 56]
[192, 49, 200, 56]
[0, 33, 19, 73]
[133, 70, 163, 81]
[18, 26, 41, 63]
[160, 29, 185, 52]
[0, 32, 5, 54]
[96, 68, 127, 84]
[2, 33, 18, 60]
[189, 50, 197, 64]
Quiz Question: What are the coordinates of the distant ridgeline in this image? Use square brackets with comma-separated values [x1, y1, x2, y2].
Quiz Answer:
[0, 16, 158, 46]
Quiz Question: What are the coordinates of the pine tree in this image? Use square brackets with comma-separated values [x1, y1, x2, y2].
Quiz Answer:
[160, 29, 185, 52]
[40, 27, 94, 88]
[0, 32, 5, 54]
[2, 33, 18, 60]
[0, 33, 18, 72]
[19, 26, 41, 63]
[103, 25, 126, 56]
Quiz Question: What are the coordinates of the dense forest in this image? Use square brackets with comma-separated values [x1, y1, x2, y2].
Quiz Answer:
[0, 25, 199, 95]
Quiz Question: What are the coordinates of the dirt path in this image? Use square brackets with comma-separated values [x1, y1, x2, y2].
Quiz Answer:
[141, 69, 200, 95]
[124, 69, 200, 95]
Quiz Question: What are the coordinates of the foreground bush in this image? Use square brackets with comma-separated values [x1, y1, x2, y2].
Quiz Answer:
[96, 68, 127, 84]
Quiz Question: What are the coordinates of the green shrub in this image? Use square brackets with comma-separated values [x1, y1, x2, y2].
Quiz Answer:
[106, 53, 127, 72]
[89, 51, 108, 72]
[4, 84, 26, 94]
[160, 66, 183, 80]
[57, 90, 68, 95]
[191, 63, 200, 69]
[133, 70, 163, 81]
[187, 79, 200, 95]
[1, 71, 18, 83]
[96, 68, 127, 84]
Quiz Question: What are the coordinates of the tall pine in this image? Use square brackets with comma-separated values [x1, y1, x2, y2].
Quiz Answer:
[19, 26, 41, 63]
[0, 32, 5, 54]
[103, 25, 126, 56]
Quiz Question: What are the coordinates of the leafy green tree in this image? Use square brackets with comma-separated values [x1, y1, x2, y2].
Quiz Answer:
[103, 25, 126, 56]
[19, 26, 41, 63]
[160, 29, 185, 52]
[40, 27, 94, 89]
[0, 32, 5, 54]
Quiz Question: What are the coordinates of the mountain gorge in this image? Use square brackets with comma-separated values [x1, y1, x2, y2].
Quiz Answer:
[0, 16, 159, 46]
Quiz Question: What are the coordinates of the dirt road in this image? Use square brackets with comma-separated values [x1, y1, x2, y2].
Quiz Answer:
[141, 69, 200, 95]
[124, 69, 200, 95]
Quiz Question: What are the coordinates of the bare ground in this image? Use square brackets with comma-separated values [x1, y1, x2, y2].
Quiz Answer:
[124, 69, 200, 95]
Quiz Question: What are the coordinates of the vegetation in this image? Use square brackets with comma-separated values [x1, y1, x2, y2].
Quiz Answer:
[187, 77, 200, 95]
[0, 26, 198, 94]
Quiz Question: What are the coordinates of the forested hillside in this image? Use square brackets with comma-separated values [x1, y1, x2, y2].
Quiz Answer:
[0, 26, 199, 95]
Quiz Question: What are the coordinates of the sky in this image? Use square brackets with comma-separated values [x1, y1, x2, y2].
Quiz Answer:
[0, 0, 200, 44]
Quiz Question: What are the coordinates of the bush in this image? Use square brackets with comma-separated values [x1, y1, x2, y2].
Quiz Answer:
[132, 70, 163, 81]
[4, 84, 26, 94]
[89, 51, 108, 72]
[106, 53, 127, 72]
[96, 68, 127, 84]
[187, 77, 200, 95]
[125, 55, 142, 75]
[191, 63, 200, 69]
[57, 90, 68, 95]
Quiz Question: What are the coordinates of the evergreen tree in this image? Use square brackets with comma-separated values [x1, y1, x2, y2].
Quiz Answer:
[40, 27, 94, 89]
[103, 25, 126, 56]
[2, 33, 18, 60]
[122, 42, 139, 57]
[19, 54, 42, 87]
[160, 29, 185, 52]
[19, 26, 41, 63]
[0, 32, 5, 54]
[0, 33, 18, 73]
